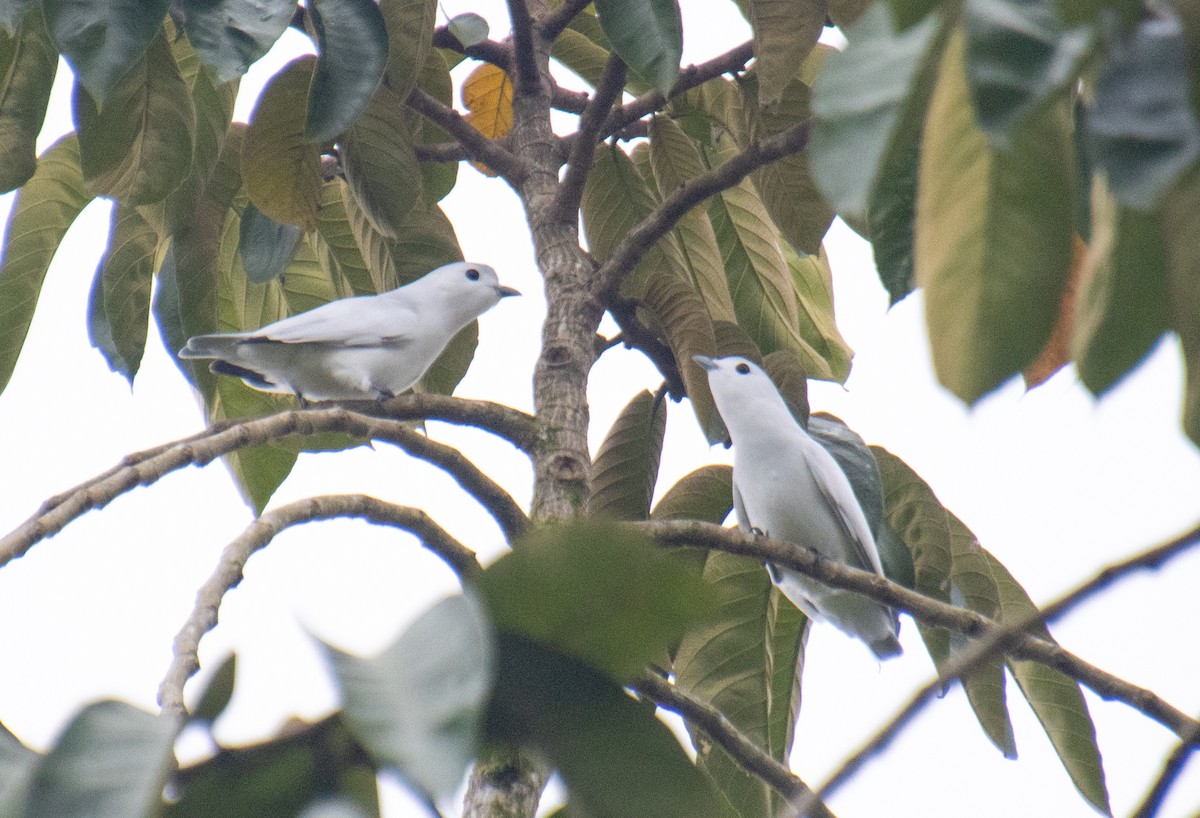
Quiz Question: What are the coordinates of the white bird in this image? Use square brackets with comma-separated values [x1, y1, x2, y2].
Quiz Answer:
[180, 261, 519, 402]
[694, 355, 902, 660]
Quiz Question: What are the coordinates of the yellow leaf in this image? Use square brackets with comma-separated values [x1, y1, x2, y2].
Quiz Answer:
[462, 62, 513, 139]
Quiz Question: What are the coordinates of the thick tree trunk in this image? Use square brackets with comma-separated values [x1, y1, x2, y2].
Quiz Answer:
[461, 3, 604, 815]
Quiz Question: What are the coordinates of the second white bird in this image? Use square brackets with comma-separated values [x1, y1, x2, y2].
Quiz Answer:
[180, 261, 519, 402]
[695, 354, 902, 660]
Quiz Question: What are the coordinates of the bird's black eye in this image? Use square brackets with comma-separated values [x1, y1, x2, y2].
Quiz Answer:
[736, 362, 751, 374]
[465, 268, 481, 281]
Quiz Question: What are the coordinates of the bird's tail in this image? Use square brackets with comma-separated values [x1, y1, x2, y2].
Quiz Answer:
[179, 334, 242, 359]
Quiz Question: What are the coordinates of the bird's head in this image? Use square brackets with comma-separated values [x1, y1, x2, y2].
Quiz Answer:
[420, 261, 521, 314]
[693, 355, 798, 438]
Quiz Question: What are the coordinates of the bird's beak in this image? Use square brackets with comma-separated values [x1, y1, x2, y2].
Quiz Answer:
[497, 285, 521, 298]
[693, 355, 718, 371]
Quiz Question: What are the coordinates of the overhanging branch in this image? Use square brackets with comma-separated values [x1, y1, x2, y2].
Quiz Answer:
[406, 89, 528, 184]
[158, 494, 478, 717]
[0, 400, 540, 569]
[552, 53, 628, 219]
[641, 520, 1200, 744]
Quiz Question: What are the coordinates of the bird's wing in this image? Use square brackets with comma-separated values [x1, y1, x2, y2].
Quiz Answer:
[802, 453, 882, 574]
[245, 296, 417, 347]
[732, 479, 752, 531]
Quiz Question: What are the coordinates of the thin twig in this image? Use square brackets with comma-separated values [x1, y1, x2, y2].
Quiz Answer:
[506, 0, 541, 94]
[592, 122, 811, 302]
[158, 494, 479, 717]
[599, 42, 755, 140]
[552, 53, 628, 219]
[641, 520, 1200, 744]
[378, 426, 530, 542]
[431, 28, 512, 69]
[633, 674, 836, 818]
[1, 401, 540, 568]
[539, 0, 592, 40]
[1131, 715, 1200, 818]
[406, 88, 528, 184]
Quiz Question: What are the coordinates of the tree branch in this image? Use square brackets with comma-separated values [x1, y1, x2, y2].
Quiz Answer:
[406, 89, 528, 184]
[415, 141, 471, 164]
[1131, 714, 1200, 818]
[507, 0, 541, 94]
[591, 122, 811, 302]
[539, 0, 592, 41]
[158, 494, 478, 717]
[552, 53, 627, 220]
[0, 401, 540, 569]
[431, 28, 512, 68]
[599, 42, 755, 140]
[641, 520, 1200, 743]
[605, 297, 686, 397]
[632, 674, 836, 818]
[378, 426, 530, 542]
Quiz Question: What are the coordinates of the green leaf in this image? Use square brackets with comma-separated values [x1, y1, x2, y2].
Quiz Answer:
[324, 593, 493, 801]
[650, 465, 734, 524]
[589, 389, 669, 520]
[640, 271, 726, 444]
[239, 202, 304, 284]
[0, 722, 38, 814]
[157, 122, 247, 397]
[0, 0, 33, 33]
[916, 30, 1074, 403]
[88, 204, 157, 383]
[192, 653, 238, 724]
[865, 107, 921, 305]
[582, 143, 689, 297]
[158, 58, 239, 233]
[674, 553, 808, 818]
[748, 0, 825, 106]
[412, 50, 458, 203]
[551, 27, 612, 88]
[306, 0, 389, 142]
[447, 12, 489, 47]
[0, 135, 92, 398]
[946, 519, 1016, 759]
[281, 233, 352, 315]
[762, 348, 811, 426]
[180, 0, 294, 82]
[1072, 174, 1170, 394]
[784, 243, 853, 381]
[488, 634, 729, 818]
[341, 83, 423, 238]
[979, 549, 1110, 814]
[1087, 14, 1200, 212]
[212, 201, 297, 511]
[593, 0, 682, 96]
[25, 701, 176, 818]
[647, 115, 738, 323]
[871, 445, 952, 665]
[73, 32, 196, 205]
[43, 0, 167, 104]
[742, 72, 835, 256]
[0, 7, 58, 192]
[379, 0, 438, 100]
[964, 0, 1093, 149]
[165, 715, 378, 818]
[243, 57, 322, 230]
[477, 520, 715, 683]
[713, 319, 766, 363]
[810, 1, 941, 223]
[1161, 159, 1200, 446]
[315, 180, 376, 295]
[707, 138, 831, 377]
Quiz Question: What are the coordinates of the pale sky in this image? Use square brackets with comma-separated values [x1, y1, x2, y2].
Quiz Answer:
[0, 2, 1199, 816]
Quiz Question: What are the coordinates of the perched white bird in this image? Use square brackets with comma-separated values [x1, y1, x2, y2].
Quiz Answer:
[180, 261, 519, 402]
[694, 355, 902, 660]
